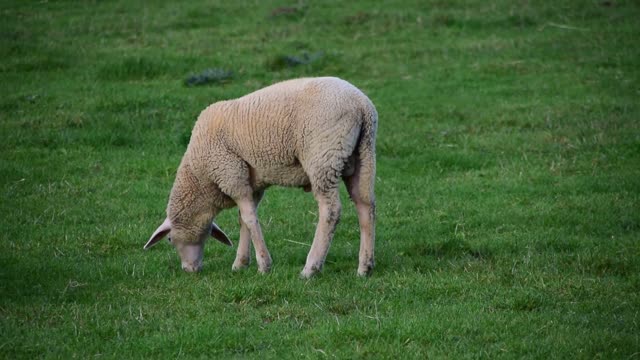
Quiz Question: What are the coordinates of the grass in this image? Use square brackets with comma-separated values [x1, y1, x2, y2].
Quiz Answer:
[1, 0, 639, 358]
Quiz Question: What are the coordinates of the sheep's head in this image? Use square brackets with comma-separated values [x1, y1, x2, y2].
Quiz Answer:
[144, 218, 232, 272]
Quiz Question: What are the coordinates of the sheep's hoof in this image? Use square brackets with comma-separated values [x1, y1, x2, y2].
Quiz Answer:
[300, 265, 321, 279]
[300, 269, 314, 279]
[232, 260, 250, 271]
[258, 258, 271, 274]
[257, 260, 272, 274]
[256, 253, 272, 274]
[357, 262, 374, 277]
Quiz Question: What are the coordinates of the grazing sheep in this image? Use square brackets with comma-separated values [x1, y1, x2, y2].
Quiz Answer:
[145, 77, 377, 278]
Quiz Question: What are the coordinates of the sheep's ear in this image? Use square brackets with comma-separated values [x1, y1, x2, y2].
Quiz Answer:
[210, 222, 232, 247]
[144, 218, 171, 250]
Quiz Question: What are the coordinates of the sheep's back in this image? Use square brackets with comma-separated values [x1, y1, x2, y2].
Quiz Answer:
[193, 77, 371, 189]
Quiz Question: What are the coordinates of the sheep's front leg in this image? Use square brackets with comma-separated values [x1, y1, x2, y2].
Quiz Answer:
[232, 191, 264, 271]
[301, 189, 341, 278]
[237, 198, 272, 273]
[232, 210, 252, 271]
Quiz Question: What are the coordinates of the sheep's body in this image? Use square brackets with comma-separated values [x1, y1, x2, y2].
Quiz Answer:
[146, 77, 377, 277]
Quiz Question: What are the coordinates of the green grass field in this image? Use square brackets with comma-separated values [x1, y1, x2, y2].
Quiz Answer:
[1, 0, 639, 358]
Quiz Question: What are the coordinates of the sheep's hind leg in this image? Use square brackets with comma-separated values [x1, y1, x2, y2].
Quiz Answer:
[236, 197, 272, 274]
[344, 156, 376, 277]
[232, 190, 264, 271]
[301, 187, 341, 278]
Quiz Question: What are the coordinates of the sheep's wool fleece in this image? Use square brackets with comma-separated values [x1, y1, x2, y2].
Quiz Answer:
[169, 77, 377, 226]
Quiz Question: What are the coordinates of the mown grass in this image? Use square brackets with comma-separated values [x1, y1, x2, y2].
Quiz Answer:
[1, 0, 639, 358]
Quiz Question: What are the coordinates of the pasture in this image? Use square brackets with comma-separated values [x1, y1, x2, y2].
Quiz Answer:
[1, 0, 639, 358]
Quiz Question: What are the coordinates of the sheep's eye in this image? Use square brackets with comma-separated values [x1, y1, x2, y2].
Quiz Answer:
[167, 236, 172, 243]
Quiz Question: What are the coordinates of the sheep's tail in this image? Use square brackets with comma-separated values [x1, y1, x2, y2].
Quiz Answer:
[355, 101, 378, 204]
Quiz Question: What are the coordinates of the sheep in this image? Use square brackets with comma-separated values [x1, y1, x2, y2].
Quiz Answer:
[144, 77, 377, 278]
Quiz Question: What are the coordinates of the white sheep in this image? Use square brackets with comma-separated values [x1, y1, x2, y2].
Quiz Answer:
[145, 77, 377, 278]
